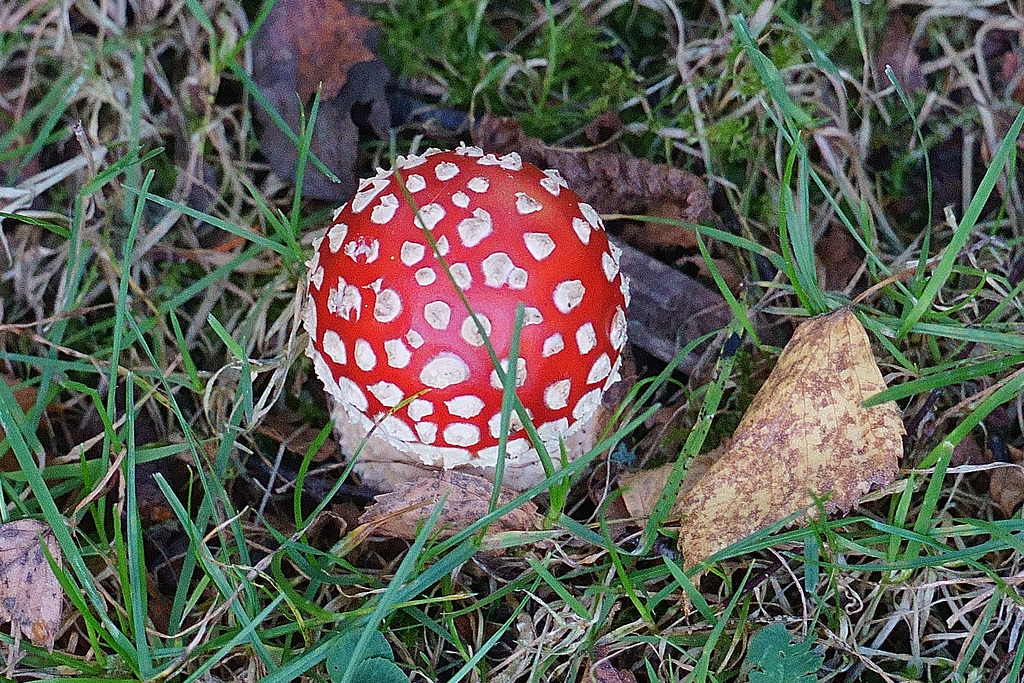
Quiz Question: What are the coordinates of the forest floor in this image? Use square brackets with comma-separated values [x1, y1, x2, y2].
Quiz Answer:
[0, 1, 1023, 681]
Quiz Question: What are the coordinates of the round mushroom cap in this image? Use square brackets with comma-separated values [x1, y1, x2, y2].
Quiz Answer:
[303, 146, 629, 488]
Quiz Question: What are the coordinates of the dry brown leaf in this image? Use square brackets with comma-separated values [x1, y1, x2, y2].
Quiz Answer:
[619, 447, 724, 520]
[0, 519, 63, 650]
[358, 471, 541, 540]
[675, 309, 904, 567]
[252, 0, 390, 201]
[590, 646, 638, 683]
[990, 444, 1024, 518]
[816, 226, 864, 293]
[876, 13, 926, 93]
[472, 115, 712, 226]
[0, 373, 37, 472]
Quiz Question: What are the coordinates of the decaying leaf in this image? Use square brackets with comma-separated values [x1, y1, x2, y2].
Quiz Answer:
[875, 13, 926, 93]
[673, 309, 904, 567]
[990, 443, 1024, 518]
[472, 115, 713, 229]
[590, 646, 639, 683]
[358, 470, 541, 540]
[816, 226, 864, 293]
[252, 0, 390, 201]
[620, 447, 724, 521]
[0, 519, 63, 650]
[0, 373, 37, 472]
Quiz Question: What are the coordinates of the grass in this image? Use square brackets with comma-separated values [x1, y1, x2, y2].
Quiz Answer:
[1, 0, 1023, 681]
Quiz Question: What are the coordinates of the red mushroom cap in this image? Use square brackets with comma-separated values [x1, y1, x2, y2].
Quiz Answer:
[304, 146, 628, 479]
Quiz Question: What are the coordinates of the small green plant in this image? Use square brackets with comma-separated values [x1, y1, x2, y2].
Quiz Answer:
[326, 630, 407, 683]
[745, 623, 823, 683]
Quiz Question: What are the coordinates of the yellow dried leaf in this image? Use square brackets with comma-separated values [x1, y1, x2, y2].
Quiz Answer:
[676, 309, 904, 567]
[358, 470, 541, 540]
[0, 519, 63, 650]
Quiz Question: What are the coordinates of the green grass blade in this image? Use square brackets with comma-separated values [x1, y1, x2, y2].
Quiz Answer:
[897, 106, 1024, 338]
[730, 14, 813, 128]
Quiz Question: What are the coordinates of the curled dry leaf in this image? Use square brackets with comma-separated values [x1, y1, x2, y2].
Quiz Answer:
[252, 0, 390, 201]
[0, 519, 63, 650]
[472, 114, 713, 228]
[357, 470, 541, 540]
[668, 309, 904, 567]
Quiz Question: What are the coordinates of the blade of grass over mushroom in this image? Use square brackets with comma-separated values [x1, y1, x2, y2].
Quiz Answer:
[896, 106, 1024, 339]
[641, 319, 742, 555]
[491, 304, 526, 510]
[395, 170, 563, 478]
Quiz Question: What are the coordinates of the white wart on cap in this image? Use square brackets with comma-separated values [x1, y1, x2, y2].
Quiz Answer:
[304, 146, 629, 491]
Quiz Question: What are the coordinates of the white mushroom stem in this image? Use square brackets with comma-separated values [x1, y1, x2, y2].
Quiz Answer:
[335, 401, 611, 493]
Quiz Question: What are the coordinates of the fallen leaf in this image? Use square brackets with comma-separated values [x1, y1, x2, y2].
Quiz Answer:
[472, 114, 713, 227]
[358, 471, 541, 540]
[619, 446, 724, 520]
[675, 309, 904, 567]
[590, 646, 638, 683]
[252, 0, 390, 201]
[816, 226, 864, 293]
[990, 443, 1024, 518]
[0, 519, 63, 650]
[876, 13, 925, 93]
[0, 373, 38, 472]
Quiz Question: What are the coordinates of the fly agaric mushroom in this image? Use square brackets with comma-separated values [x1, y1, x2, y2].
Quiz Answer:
[303, 146, 629, 492]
